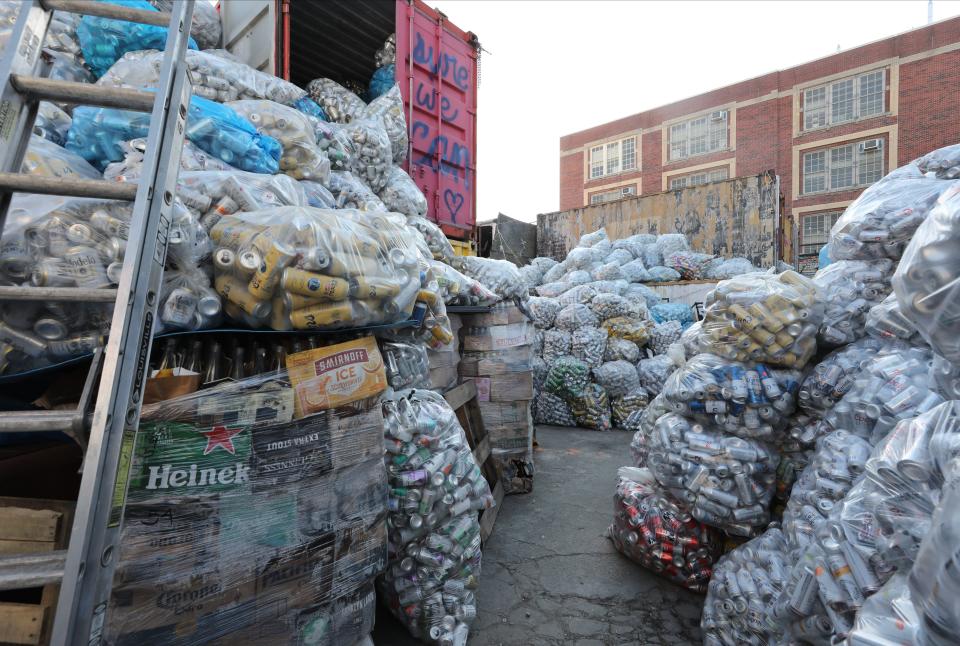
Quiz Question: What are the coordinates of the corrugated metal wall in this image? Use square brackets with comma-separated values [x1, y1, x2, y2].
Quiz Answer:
[537, 171, 781, 267]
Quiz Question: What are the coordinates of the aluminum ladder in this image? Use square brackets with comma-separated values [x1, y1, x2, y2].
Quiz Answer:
[0, 1, 195, 643]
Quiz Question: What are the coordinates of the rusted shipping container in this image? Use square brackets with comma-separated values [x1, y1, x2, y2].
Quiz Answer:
[537, 171, 783, 267]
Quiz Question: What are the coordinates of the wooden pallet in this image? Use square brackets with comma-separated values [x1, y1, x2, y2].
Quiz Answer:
[444, 381, 504, 543]
[0, 497, 74, 646]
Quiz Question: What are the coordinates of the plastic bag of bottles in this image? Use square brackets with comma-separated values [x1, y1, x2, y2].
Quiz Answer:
[526, 296, 560, 329]
[601, 316, 650, 346]
[609, 468, 722, 592]
[917, 142, 960, 179]
[377, 166, 427, 218]
[705, 257, 758, 280]
[637, 355, 676, 397]
[892, 183, 960, 364]
[363, 85, 407, 164]
[589, 293, 633, 321]
[23, 135, 101, 180]
[649, 321, 682, 355]
[604, 337, 640, 363]
[327, 171, 386, 211]
[797, 337, 885, 420]
[571, 326, 607, 368]
[569, 383, 612, 431]
[829, 161, 954, 262]
[226, 100, 331, 182]
[380, 390, 492, 646]
[647, 413, 779, 535]
[865, 293, 922, 343]
[306, 78, 367, 124]
[814, 259, 894, 347]
[77, 0, 198, 77]
[453, 256, 527, 301]
[701, 528, 791, 645]
[148, 0, 221, 49]
[659, 353, 799, 440]
[700, 269, 822, 368]
[210, 207, 420, 330]
[646, 266, 680, 282]
[67, 94, 282, 174]
[611, 387, 648, 428]
[533, 391, 576, 426]
[593, 360, 639, 398]
[544, 356, 590, 400]
[542, 329, 571, 362]
[665, 251, 714, 280]
[650, 303, 693, 325]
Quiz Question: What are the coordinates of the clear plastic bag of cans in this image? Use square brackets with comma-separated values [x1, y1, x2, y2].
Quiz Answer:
[542, 260, 568, 284]
[571, 326, 607, 368]
[624, 282, 661, 308]
[378, 166, 428, 218]
[678, 320, 704, 358]
[613, 233, 655, 256]
[829, 161, 955, 262]
[604, 337, 640, 363]
[226, 100, 331, 183]
[650, 302, 693, 325]
[797, 337, 885, 420]
[100, 49, 311, 109]
[647, 266, 681, 282]
[555, 283, 597, 307]
[532, 355, 548, 391]
[705, 257, 758, 280]
[210, 206, 421, 331]
[77, 0, 198, 77]
[535, 280, 571, 299]
[544, 355, 590, 400]
[849, 574, 921, 646]
[307, 78, 367, 124]
[429, 260, 498, 307]
[406, 216, 454, 262]
[892, 183, 960, 364]
[340, 118, 392, 193]
[609, 467, 722, 592]
[603, 248, 632, 266]
[590, 261, 622, 281]
[665, 251, 715, 280]
[566, 247, 604, 270]
[32, 102, 73, 147]
[533, 391, 576, 427]
[931, 354, 960, 400]
[452, 256, 527, 301]
[916, 142, 960, 180]
[517, 257, 557, 291]
[637, 354, 676, 397]
[148, 0, 221, 49]
[646, 412, 779, 535]
[593, 360, 640, 398]
[701, 528, 792, 645]
[375, 33, 396, 68]
[382, 342, 432, 391]
[541, 329, 571, 362]
[865, 293, 922, 343]
[656, 233, 690, 259]
[526, 296, 560, 329]
[328, 171, 387, 212]
[363, 85, 407, 164]
[103, 137, 237, 181]
[67, 94, 283, 174]
[155, 266, 222, 333]
[380, 390, 492, 645]
[590, 292, 633, 321]
[23, 135, 101, 180]
[701, 269, 822, 368]
[554, 303, 597, 331]
[620, 259, 651, 283]
[628, 394, 673, 466]
[642, 244, 662, 269]
[569, 383, 612, 431]
[578, 228, 608, 248]
[649, 321, 683, 355]
[602, 315, 650, 346]
[300, 180, 338, 209]
[814, 259, 895, 348]
[658, 353, 800, 440]
[611, 386, 649, 429]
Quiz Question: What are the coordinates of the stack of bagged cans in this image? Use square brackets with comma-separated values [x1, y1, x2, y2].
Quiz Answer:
[104, 336, 390, 645]
[427, 313, 461, 393]
[459, 304, 536, 494]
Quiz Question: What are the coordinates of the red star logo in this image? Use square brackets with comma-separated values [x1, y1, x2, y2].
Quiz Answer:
[201, 426, 243, 456]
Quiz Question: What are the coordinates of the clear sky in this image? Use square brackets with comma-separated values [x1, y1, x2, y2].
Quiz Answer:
[428, 0, 960, 223]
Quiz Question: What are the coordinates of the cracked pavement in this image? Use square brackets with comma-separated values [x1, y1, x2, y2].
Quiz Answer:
[374, 426, 704, 645]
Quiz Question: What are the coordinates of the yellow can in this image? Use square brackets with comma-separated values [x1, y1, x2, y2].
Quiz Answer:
[270, 295, 292, 331]
[210, 220, 266, 249]
[290, 301, 367, 330]
[248, 241, 297, 300]
[214, 274, 271, 318]
[281, 268, 351, 301]
[748, 302, 783, 332]
[727, 304, 759, 332]
[351, 276, 404, 300]
[750, 327, 776, 346]
[774, 331, 795, 347]
[284, 292, 326, 311]
[416, 288, 440, 308]
[325, 251, 386, 280]
[429, 322, 453, 345]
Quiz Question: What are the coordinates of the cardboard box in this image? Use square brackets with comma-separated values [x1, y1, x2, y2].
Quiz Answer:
[467, 373, 533, 402]
[466, 304, 527, 327]
[477, 401, 532, 431]
[461, 322, 534, 352]
[459, 346, 533, 376]
[286, 336, 387, 416]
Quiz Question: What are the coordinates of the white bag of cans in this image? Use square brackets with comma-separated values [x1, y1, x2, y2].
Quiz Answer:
[892, 183, 960, 365]
[541, 329, 572, 362]
[382, 342, 432, 391]
[526, 296, 560, 329]
[604, 337, 640, 363]
[602, 315, 651, 347]
[571, 326, 608, 368]
[328, 171, 387, 212]
[610, 386, 649, 429]
[624, 282, 662, 308]
[363, 85, 408, 164]
[814, 259, 895, 347]
[569, 383, 612, 431]
[378, 166, 428, 218]
[380, 390, 493, 645]
[301, 180, 338, 209]
[590, 292, 634, 321]
[649, 320, 683, 355]
[210, 206, 420, 331]
[306, 77, 368, 124]
[592, 360, 639, 398]
[533, 391, 576, 427]
[608, 468, 722, 592]
[701, 269, 822, 368]
[554, 303, 597, 331]
[704, 257, 758, 280]
[452, 256, 527, 301]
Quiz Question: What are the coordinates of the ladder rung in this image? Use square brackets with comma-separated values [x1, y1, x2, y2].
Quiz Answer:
[10, 75, 156, 112]
[0, 410, 84, 433]
[0, 286, 118, 303]
[0, 551, 66, 590]
[43, 0, 173, 28]
[0, 173, 138, 201]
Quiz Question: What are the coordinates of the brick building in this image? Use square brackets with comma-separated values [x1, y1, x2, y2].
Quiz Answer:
[558, 17, 960, 267]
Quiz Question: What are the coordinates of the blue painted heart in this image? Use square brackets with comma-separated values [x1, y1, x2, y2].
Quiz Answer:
[444, 189, 464, 222]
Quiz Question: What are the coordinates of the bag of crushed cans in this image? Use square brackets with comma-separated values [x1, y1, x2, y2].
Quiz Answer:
[610, 386, 648, 428]
[306, 78, 367, 124]
[569, 383, 612, 431]
[533, 391, 576, 427]
[452, 256, 527, 302]
[796, 336, 885, 421]
[813, 259, 895, 347]
[328, 171, 387, 212]
[378, 166, 428, 218]
[608, 467, 723, 592]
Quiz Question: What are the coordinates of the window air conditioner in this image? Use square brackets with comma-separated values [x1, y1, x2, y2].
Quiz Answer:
[859, 139, 882, 152]
[710, 110, 728, 121]
[621, 187, 635, 196]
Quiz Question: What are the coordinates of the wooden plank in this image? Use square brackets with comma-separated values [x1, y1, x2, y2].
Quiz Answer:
[0, 508, 60, 543]
[443, 381, 477, 412]
[478, 480, 504, 544]
[0, 602, 44, 645]
[0, 539, 55, 555]
[472, 436, 491, 465]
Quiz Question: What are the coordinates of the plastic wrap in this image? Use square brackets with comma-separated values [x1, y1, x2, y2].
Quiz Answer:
[571, 326, 608, 368]
[658, 353, 800, 440]
[604, 337, 640, 363]
[67, 94, 282, 174]
[363, 85, 407, 164]
[814, 259, 894, 347]
[700, 270, 822, 368]
[865, 293, 922, 343]
[647, 266, 681, 282]
[77, 0, 199, 77]
[624, 283, 661, 308]
[210, 207, 420, 331]
[378, 166, 427, 218]
[608, 468, 723, 592]
[22, 135, 101, 180]
[226, 100, 331, 182]
[379, 390, 492, 645]
[569, 383, 612, 431]
[542, 329, 572, 362]
[492, 448, 534, 495]
[892, 183, 960, 364]
[611, 387, 649, 429]
[533, 391, 576, 427]
[32, 101, 73, 147]
[592, 360, 640, 398]
[829, 164, 954, 262]
[642, 244, 662, 269]
[368, 64, 395, 102]
[103, 358, 388, 645]
[327, 171, 387, 212]
[544, 356, 590, 400]
[916, 143, 960, 179]
[701, 529, 792, 645]
[649, 303, 694, 325]
[649, 321, 683, 355]
[526, 296, 560, 329]
[637, 355, 676, 397]
[104, 137, 237, 180]
[149, 0, 221, 49]
[629, 394, 673, 467]
[647, 413, 779, 535]
[306, 78, 367, 124]
[453, 256, 527, 301]
[665, 251, 715, 280]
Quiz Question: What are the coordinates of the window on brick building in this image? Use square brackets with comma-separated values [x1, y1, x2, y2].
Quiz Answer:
[802, 69, 885, 130]
[669, 167, 729, 190]
[590, 185, 637, 204]
[800, 211, 842, 255]
[668, 111, 728, 161]
[587, 137, 637, 179]
[802, 139, 884, 194]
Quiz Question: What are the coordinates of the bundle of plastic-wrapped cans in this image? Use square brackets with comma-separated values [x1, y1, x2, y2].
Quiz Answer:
[608, 467, 723, 592]
[380, 390, 494, 645]
[813, 259, 896, 348]
[459, 305, 535, 493]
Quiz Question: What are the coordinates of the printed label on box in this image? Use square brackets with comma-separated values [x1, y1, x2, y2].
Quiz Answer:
[286, 337, 387, 417]
[474, 377, 491, 402]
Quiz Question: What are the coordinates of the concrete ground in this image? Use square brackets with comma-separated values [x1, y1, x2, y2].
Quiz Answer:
[373, 426, 704, 646]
